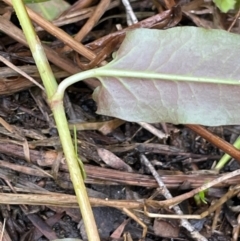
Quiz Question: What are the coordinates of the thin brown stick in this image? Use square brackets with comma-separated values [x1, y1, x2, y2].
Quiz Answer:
[186, 124, 240, 161]
[0, 193, 143, 209]
[145, 185, 240, 219]
[0, 55, 44, 90]
[0, 16, 80, 74]
[62, 0, 111, 53]
[122, 208, 147, 238]
[0, 16, 99, 89]
[227, 8, 240, 31]
[2, 0, 96, 61]
[146, 169, 240, 208]
[137, 122, 168, 139]
[1, 142, 240, 188]
[141, 154, 207, 241]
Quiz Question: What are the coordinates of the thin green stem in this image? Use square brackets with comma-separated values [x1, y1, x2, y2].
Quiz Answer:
[12, 0, 57, 97]
[215, 136, 240, 171]
[52, 102, 98, 240]
[54, 68, 240, 100]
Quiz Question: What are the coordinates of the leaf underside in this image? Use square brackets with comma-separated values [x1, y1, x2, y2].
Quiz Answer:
[93, 27, 240, 126]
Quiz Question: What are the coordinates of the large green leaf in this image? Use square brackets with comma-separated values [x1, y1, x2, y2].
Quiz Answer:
[92, 27, 240, 126]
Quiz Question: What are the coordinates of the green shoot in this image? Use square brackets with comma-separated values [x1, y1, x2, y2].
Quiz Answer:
[215, 136, 240, 171]
[194, 189, 208, 206]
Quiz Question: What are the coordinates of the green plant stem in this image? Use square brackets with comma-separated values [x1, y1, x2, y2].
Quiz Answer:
[12, 1, 100, 240]
[51, 101, 97, 238]
[215, 136, 240, 171]
[53, 68, 240, 101]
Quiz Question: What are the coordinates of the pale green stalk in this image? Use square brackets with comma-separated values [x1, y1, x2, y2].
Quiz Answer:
[215, 136, 240, 171]
[53, 68, 240, 101]
[12, 1, 100, 240]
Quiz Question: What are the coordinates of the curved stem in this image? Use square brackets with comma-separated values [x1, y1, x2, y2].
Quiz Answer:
[55, 68, 240, 101]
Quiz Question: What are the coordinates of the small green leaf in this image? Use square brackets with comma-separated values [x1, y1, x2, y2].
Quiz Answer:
[194, 193, 201, 206]
[194, 190, 208, 205]
[213, 0, 236, 12]
[199, 190, 208, 204]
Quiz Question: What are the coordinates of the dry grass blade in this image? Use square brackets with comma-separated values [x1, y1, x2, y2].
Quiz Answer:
[2, 0, 96, 61]
[97, 148, 133, 172]
[0, 16, 81, 74]
[187, 124, 240, 161]
[122, 208, 147, 238]
[0, 193, 143, 209]
[137, 122, 168, 139]
[146, 169, 240, 208]
[0, 54, 44, 90]
[0, 219, 10, 241]
[62, 0, 111, 53]
[145, 185, 240, 219]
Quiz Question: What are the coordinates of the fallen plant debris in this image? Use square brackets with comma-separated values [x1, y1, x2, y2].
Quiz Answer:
[0, 0, 239, 240]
